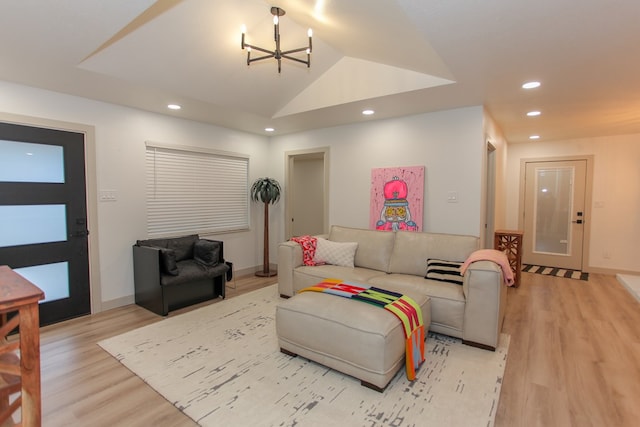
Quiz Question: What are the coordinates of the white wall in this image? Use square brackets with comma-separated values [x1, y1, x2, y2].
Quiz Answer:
[505, 134, 640, 273]
[0, 80, 520, 309]
[270, 106, 487, 249]
[0, 81, 270, 308]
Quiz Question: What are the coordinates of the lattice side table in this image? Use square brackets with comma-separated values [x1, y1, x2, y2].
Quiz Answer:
[494, 230, 524, 287]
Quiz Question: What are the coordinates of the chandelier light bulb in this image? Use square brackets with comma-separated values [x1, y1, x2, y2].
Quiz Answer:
[241, 24, 246, 34]
[308, 28, 313, 37]
[273, 16, 279, 25]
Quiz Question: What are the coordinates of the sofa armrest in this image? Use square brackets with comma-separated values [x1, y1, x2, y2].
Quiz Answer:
[462, 260, 507, 350]
[278, 241, 304, 297]
[133, 245, 166, 315]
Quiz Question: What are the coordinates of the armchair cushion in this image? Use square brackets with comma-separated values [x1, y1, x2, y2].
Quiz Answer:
[194, 239, 221, 267]
[168, 234, 199, 261]
[159, 248, 179, 276]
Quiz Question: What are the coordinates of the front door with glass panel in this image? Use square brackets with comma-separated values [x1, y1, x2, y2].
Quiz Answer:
[522, 160, 587, 270]
[0, 122, 90, 326]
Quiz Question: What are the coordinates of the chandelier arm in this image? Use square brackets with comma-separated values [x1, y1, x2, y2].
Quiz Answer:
[281, 55, 310, 66]
[248, 53, 276, 63]
[280, 47, 309, 55]
[243, 44, 275, 56]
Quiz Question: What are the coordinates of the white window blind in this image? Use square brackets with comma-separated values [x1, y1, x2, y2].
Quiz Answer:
[145, 143, 249, 237]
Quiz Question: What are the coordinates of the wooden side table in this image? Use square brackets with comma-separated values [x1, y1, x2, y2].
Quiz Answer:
[0, 265, 45, 426]
[494, 230, 524, 287]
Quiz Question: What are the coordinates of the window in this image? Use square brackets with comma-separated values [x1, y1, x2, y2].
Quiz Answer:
[145, 142, 249, 237]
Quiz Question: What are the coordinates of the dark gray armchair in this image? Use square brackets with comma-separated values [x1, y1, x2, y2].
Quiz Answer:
[133, 234, 229, 316]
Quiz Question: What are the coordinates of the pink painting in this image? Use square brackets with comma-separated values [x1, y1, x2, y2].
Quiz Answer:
[370, 166, 424, 231]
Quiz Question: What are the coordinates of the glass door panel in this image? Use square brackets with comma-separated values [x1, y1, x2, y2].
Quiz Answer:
[13, 262, 70, 303]
[0, 204, 67, 247]
[0, 139, 65, 183]
[534, 167, 573, 255]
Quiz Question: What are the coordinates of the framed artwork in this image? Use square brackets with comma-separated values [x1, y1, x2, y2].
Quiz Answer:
[370, 166, 424, 231]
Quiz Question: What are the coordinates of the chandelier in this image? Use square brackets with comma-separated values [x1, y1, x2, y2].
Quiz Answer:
[241, 6, 312, 73]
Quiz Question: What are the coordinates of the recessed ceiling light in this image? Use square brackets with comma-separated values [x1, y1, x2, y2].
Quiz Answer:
[522, 81, 541, 89]
[167, 104, 181, 110]
[527, 111, 541, 117]
[529, 135, 540, 140]
[362, 109, 375, 115]
[265, 127, 275, 132]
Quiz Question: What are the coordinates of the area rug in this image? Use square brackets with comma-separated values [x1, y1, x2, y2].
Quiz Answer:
[522, 264, 589, 281]
[99, 285, 509, 427]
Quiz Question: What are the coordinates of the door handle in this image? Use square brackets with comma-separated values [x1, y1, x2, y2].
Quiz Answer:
[571, 220, 583, 224]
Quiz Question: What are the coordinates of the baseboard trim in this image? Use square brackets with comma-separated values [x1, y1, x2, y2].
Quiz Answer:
[583, 266, 640, 276]
[101, 295, 135, 312]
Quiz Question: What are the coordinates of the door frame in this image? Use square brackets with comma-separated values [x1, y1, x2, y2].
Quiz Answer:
[484, 141, 497, 248]
[284, 147, 330, 240]
[518, 155, 594, 271]
[0, 112, 102, 313]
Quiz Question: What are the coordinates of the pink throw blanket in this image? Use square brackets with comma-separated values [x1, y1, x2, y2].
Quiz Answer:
[460, 249, 515, 286]
[291, 235, 322, 266]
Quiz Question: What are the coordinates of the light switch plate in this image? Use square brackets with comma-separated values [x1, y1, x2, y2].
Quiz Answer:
[99, 190, 117, 202]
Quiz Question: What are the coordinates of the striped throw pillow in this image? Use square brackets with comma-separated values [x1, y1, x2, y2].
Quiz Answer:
[425, 259, 464, 285]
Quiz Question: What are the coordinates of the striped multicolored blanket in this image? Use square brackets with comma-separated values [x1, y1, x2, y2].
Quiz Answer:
[300, 279, 425, 381]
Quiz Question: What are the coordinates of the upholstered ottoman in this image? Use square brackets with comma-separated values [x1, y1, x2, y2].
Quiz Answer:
[275, 290, 431, 392]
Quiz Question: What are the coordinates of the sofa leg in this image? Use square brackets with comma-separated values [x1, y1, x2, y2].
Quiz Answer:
[462, 339, 496, 351]
[361, 380, 385, 393]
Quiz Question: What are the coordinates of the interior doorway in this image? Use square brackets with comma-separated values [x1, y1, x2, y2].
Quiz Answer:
[285, 148, 329, 239]
[520, 157, 592, 271]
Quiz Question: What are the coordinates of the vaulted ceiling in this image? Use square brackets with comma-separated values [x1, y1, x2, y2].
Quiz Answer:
[1, 0, 639, 143]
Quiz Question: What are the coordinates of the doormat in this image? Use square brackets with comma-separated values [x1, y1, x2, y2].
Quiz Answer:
[522, 264, 589, 281]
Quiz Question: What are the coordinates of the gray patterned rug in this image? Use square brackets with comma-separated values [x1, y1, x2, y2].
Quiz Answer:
[99, 285, 509, 427]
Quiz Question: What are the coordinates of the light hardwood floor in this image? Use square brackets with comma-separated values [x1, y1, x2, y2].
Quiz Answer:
[34, 272, 639, 426]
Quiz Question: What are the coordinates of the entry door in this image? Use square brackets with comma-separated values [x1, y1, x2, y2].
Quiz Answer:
[522, 160, 587, 270]
[0, 122, 91, 326]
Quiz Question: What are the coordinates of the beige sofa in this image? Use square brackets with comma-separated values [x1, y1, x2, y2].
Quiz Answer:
[278, 225, 507, 350]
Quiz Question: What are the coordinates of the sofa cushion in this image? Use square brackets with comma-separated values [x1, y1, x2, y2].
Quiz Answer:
[369, 273, 466, 334]
[293, 265, 388, 291]
[168, 234, 199, 261]
[194, 239, 220, 267]
[328, 225, 395, 272]
[425, 259, 464, 285]
[313, 238, 358, 267]
[159, 248, 179, 276]
[388, 231, 478, 276]
[160, 259, 229, 287]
